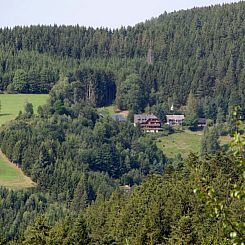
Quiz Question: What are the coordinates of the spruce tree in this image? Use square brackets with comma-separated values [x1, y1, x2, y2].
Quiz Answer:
[185, 91, 199, 130]
[201, 126, 220, 155]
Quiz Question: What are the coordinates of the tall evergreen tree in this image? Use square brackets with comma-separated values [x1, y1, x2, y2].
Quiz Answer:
[184, 91, 199, 130]
[201, 126, 220, 155]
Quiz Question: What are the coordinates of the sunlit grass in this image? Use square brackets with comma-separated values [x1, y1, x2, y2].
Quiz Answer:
[0, 94, 48, 125]
[0, 151, 36, 189]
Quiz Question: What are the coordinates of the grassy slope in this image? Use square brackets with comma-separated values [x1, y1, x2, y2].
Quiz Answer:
[97, 105, 129, 118]
[0, 94, 48, 188]
[0, 151, 36, 189]
[156, 130, 233, 159]
[0, 94, 48, 125]
[156, 130, 202, 158]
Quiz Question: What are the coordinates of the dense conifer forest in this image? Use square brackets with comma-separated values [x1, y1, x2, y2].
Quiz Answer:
[0, 2, 244, 244]
[1, 2, 245, 117]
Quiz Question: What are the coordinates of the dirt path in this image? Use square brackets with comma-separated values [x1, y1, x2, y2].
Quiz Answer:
[0, 150, 36, 189]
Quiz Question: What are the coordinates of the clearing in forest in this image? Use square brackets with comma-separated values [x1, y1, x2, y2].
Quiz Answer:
[97, 105, 128, 118]
[0, 150, 36, 189]
[156, 130, 202, 158]
[0, 93, 48, 125]
[156, 130, 233, 159]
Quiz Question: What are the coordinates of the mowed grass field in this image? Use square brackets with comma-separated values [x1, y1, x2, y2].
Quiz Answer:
[0, 94, 48, 188]
[156, 130, 233, 159]
[156, 131, 202, 158]
[0, 151, 36, 189]
[0, 93, 48, 125]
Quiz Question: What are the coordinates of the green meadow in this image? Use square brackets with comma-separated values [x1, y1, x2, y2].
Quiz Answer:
[0, 151, 36, 189]
[0, 93, 48, 125]
[156, 130, 233, 159]
[0, 94, 47, 188]
[97, 105, 116, 116]
[156, 130, 203, 158]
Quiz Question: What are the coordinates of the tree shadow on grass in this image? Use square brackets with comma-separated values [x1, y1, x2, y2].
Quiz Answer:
[0, 113, 12, 117]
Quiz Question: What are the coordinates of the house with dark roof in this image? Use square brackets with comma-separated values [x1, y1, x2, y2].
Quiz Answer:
[134, 114, 162, 132]
[197, 118, 207, 128]
[166, 115, 185, 126]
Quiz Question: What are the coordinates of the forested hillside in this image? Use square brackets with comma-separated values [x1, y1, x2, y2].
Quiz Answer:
[0, 2, 244, 244]
[0, 78, 165, 240]
[0, 1, 245, 118]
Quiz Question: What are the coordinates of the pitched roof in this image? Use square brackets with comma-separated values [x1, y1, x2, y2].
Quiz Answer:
[198, 118, 206, 124]
[166, 115, 185, 120]
[134, 114, 158, 123]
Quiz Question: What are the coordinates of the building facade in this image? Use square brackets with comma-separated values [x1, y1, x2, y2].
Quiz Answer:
[134, 114, 162, 132]
[166, 115, 185, 126]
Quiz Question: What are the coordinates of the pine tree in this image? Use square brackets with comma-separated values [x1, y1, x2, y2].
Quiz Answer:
[23, 216, 51, 245]
[216, 107, 225, 124]
[67, 215, 90, 245]
[186, 91, 198, 117]
[12, 69, 28, 93]
[185, 91, 199, 130]
[24, 102, 34, 118]
[201, 126, 220, 155]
